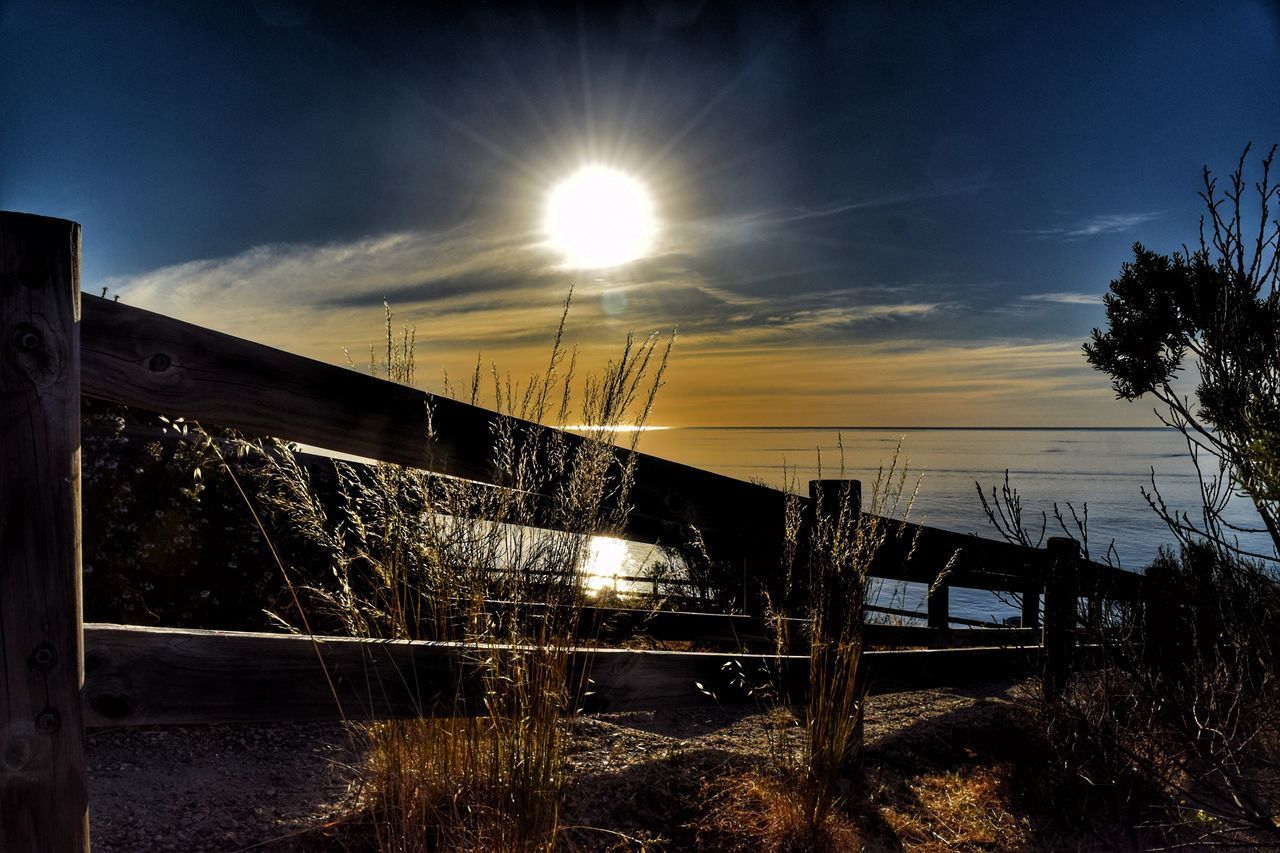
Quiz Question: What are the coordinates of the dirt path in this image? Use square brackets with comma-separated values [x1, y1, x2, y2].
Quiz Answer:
[88, 722, 354, 852]
[87, 681, 1024, 851]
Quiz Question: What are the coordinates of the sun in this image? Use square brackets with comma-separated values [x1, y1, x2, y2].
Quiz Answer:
[545, 165, 657, 268]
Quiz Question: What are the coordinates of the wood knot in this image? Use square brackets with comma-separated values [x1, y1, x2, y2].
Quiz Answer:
[7, 319, 61, 388]
[148, 353, 172, 372]
[28, 643, 57, 672]
[12, 324, 42, 352]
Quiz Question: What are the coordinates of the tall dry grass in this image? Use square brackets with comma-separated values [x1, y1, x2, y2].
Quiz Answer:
[230, 297, 672, 851]
[737, 441, 920, 848]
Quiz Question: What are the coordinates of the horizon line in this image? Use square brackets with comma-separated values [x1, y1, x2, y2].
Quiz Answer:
[653, 425, 1169, 432]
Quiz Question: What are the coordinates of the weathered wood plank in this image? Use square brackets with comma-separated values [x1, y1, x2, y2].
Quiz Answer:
[80, 296, 785, 550]
[495, 601, 1040, 649]
[1075, 552, 1145, 601]
[872, 517, 1042, 589]
[82, 624, 1042, 727]
[0, 212, 88, 852]
[872, 521, 1144, 600]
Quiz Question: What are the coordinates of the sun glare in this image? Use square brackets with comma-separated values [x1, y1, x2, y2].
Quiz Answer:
[583, 536, 627, 595]
[545, 165, 657, 268]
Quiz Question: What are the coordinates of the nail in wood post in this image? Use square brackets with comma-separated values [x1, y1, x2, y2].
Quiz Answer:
[1042, 536, 1080, 699]
[0, 213, 88, 851]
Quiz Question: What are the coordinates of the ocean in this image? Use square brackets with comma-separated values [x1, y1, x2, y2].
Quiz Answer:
[605, 427, 1275, 623]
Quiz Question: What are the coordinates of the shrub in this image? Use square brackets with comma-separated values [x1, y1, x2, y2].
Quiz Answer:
[1028, 147, 1280, 846]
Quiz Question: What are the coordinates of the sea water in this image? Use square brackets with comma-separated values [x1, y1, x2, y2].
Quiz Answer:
[610, 427, 1276, 623]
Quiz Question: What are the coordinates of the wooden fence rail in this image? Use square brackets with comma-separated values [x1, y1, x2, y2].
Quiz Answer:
[82, 624, 1044, 728]
[80, 295, 776, 552]
[0, 212, 1146, 851]
[80, 295, 1141, 603]
[464, 600, 1041, 649]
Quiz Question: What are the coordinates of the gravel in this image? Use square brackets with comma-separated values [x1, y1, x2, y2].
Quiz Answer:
[88, 722, 353, 852]
[88, 681, 1025, 851]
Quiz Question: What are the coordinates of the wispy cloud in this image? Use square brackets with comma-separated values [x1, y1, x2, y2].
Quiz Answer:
[773, 182, 988, 225]
[1018, 211, 1162, 240]
[747, 300, 945, 335]
[95, 223, 1133, 427]
[651, 337, 1133, 427]
[686, 183, 985, 247]
[106, 224, 547, 317]
[1020, 291, 1104, 305]
[102, 219, 956, 357]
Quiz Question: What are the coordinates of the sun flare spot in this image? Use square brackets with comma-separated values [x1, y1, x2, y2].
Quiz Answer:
[583, 536, 627, 595]
[545, 165, 657, 268]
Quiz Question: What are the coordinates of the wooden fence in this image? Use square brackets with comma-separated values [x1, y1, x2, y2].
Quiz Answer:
[0, 212, 1146, 851]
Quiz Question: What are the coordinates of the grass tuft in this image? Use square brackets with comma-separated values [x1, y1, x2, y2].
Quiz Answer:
[702, 770, 864, 852]
[232, 295, 674, 851]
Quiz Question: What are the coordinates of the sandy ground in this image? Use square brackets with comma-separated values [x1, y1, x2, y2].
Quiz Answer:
[88, 722, 354, 852]
[87, 681, 1025, 851]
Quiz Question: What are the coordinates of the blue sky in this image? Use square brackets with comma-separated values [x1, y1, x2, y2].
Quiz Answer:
[4, 0, 1279, 425]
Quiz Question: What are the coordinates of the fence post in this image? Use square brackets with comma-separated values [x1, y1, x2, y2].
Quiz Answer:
[1021, 584, 1040, 629]
[0, 213, 88, 851]
[1084, 565, 1104, 630]
[1042, 536, 1080, 699]
[927, 581, 950, 630]
[807, 478, 862, 523]
[807, 477, 864, 608]
[807, 479, 866, 762]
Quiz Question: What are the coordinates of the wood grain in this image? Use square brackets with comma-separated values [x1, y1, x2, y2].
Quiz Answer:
[0, 212, 88, 852]
[82, 624, 1042, 727]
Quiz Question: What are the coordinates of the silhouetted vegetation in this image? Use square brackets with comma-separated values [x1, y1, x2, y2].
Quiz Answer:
[1013, 146, 1280, 847]
[82, 399, 289, 629]
[1085, 143, 1280, 558]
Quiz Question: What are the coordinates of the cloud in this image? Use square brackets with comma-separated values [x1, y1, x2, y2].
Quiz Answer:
[745, 300, 946, 335]
[94, 214, 1128, 428]
[1018, 212, 1162, 240]
[106, 224, 547, 317]
[99, 206, 1136, 425]
[650, 337, 1139, 427]
[683, 183, 985, 247]
[771, 182, 988, 224]
[1020, 291, 1104, 305]
[102, 217, 956, 361]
